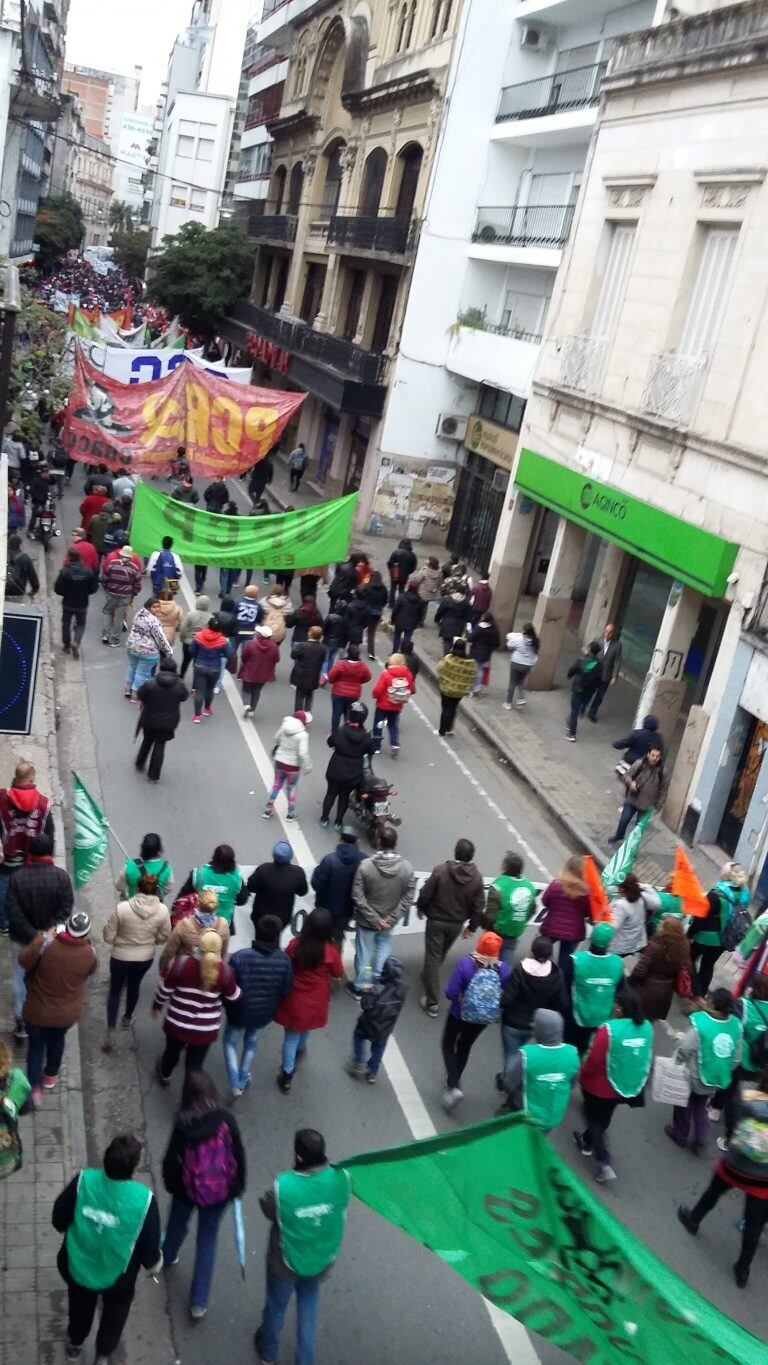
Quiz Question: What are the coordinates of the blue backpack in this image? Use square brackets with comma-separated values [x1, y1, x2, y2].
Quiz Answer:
[151, 548, 179, 592]
[461, 963, 502, 1024]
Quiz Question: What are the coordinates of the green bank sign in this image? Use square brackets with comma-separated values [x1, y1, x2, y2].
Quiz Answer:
[516, 448, 738, 597]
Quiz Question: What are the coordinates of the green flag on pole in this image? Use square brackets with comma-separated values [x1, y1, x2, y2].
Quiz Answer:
[601, 809, 652, 892]
[72, 774, 109, 889]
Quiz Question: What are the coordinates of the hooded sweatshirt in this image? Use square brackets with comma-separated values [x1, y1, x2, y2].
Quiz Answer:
[103, 894, 172, 963]
[506, 632, 539, 669]
[612, 715, 663, 765]
[500, 956, 569, 1030]
[179, 596, 211, 644]
[311, 841, 366, 920]
[239, 634, 280, 685]
[189, 626, 229, 671]
[352, 851, 415, 930]
[0, 784, 53, 866]
[503, 1009, 577, 1116]
[273, 716, 312, 771]
[416, 858, 486, 929]
[162, 1106, 245, 1204]
[355, 956, 407, 1043]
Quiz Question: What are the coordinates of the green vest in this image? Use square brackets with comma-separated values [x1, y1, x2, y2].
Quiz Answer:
[742, 998, 768, 1073]
[66, 1169, 152, 1291]
[571, 951, 624, 1028]
[275, 1166, 350, 1279]
[521, 1042, 579, 1130]
[124, 856, 172, 898]
[605, 1018, 654, 1098]
[693, 1011, 742, 1089]
[651, 891, 683, 933]
[193, 865, 242, 923]
[493, 876, 537, 938]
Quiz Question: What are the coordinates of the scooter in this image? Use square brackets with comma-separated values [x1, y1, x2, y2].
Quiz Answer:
[348, 760, 400, 846]
[37, 495, 61, 551]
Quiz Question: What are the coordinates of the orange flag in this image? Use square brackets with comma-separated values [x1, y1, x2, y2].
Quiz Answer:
[670, 846, 710, 917]
[583, 856, 612, 923]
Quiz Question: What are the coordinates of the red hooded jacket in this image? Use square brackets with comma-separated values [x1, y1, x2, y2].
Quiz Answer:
[239, 635, 280, 685]
[326, 658, 372, 698]
[0, 786, 53, 867]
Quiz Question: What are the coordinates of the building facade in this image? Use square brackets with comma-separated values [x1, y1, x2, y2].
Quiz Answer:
[74, 130, 114, 245]
[48, 91, 83, 199]
[225, 21, 289, 229]
[493, 0, 768, 872]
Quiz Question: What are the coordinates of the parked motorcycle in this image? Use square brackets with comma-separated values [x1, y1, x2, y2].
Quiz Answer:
[37, 495, 61, 551]
[348, 761, 400, 846]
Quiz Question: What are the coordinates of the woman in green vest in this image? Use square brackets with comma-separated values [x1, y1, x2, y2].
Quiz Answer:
[116, 832, 174, 901]
[574, 985, 653, 1183]
[500, 1008, 579, 1130]
[569, 920, 624, 1054]
[0, 1040, 31, 1180]
[485, 851, 538, 967]
[717, 974, 768, 1147]
[255, 1128, 350, 1365]
[667, 987, 742, 1153]
[53, 1133, 161, 1362]
[176, 843, 248, 925]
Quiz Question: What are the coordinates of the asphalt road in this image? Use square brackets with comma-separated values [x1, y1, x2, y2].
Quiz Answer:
[55, 477, 764, 1363]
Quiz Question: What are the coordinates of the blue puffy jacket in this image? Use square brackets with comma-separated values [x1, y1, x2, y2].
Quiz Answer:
[224, 940, 293, 1028]
[310, 842, 365, 921]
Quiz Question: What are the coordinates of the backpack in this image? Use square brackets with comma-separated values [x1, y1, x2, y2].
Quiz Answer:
[181, 1121, 237, 1206]
[721, 896, 751, 953]
[152, 549, 180, 593]
[170, 890, 198, 929]
[461, 963, 502, 1024]
[386, 676, 411, 706]
[729, 1117, 768, 1165]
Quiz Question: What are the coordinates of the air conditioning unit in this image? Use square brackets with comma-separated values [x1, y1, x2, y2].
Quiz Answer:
[478, 224, 497, 244]
[519, 24, 552, 54]
[437, 413, 468, 442]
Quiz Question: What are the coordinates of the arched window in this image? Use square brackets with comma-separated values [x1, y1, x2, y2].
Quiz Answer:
[271, 165, 287, 214]
[360, 148, 387, 216]
[430, 0, 453, 39]
[320, 141, 345, 218]
[404, 0, 417, 49]
[394, 143, 423, 220]
[395, 3, 408, 53]
[287, 163, 303, 215]
[292, 36, 309, 97]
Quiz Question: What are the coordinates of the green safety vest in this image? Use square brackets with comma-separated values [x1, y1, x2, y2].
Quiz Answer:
[493, 876, 537, 938]
[605, 1018, 654, 1098]
[571, 951, 624, 1028]
[275, 1166, 351, 1279]
[66, 1169, 152, 1291]
[124, 857, 171, 897]
[193, 865, 242, 923]
[693, 1011, 742, 1089]
[651, 891, 684, 932]
[742, 998, 768, 1073]
[521, 1042, 579, 1130]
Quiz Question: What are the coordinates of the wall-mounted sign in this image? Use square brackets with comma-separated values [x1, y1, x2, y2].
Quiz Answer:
[465, 415, 519, 472]
[0, 608, 42, 735]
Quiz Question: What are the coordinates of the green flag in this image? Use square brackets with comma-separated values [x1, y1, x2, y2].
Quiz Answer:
[71, 308, 101, 340]
[341, 1116, 763, 1365]
[601, 809, 652, 892]
[72, 774, 109, 889]
[129, 481, 358, 570]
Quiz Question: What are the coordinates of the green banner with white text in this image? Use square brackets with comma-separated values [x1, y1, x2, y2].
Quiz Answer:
[340, 1116, 764, 1365]
[129, 481, 357, 570]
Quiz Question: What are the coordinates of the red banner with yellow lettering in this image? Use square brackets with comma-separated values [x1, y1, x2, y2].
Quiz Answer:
[62, 351, 305, 476]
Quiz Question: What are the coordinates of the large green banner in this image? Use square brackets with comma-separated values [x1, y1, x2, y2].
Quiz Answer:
[129, 481, 357, 569]
[340, 1115, 763, 1365]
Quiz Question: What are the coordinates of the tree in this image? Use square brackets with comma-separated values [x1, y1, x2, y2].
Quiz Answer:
[146, 221, 256, 338]
[34, 194, 84, 269]
[111, 229, 150, 284]
[109, 199, 134, 234]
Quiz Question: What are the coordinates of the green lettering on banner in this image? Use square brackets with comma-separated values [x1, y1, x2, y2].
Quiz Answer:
[339, 1115, 764, 1365]
[129, 480, 358, 570]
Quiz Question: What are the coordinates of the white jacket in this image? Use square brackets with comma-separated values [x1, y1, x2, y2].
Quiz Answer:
[506, 633, 539, 668]
[274, 716, 312, 772]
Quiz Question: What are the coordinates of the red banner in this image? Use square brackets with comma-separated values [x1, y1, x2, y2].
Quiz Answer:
[62, 351, 305, 476]
[246, 333, 291, 375]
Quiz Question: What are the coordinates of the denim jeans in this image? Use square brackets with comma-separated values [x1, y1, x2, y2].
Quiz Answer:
[354, 927, 392, 989]
[567, 692, 582, 737]
[124, 651, 158, 693]
[612, 801, 643, 842]
[499, 935, 519, 969]
[223, 1023, 264, 1091]
[10, 940, 26, 1019]
[501, 1024, 529, 1074]
[219, 568, 239, 596]
[322, 645, 339, 677]
[26, 1022, 68, 1087]
[372, 707, 400, 751]
[282, 1029, 308, 1075]
[330, 694, 351, 730]
[0, 873, 9, 931]
[352, 1027, 386, 1075]
[587, 680, 609, 719]
[392, 627, 413, 653]
[259, 1270, 320, 1365]
[162, 1197, 226, 1310]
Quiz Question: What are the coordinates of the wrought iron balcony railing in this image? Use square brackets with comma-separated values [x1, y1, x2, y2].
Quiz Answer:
[497, 62, 608, 123]
[231, 301, 387, 385]
[472, 203, 574, 249]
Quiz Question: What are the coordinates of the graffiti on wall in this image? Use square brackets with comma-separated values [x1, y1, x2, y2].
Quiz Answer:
[371, 455, 456, 537]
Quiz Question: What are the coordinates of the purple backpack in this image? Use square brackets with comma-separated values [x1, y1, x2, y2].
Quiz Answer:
[182, 1122, 237, 1206]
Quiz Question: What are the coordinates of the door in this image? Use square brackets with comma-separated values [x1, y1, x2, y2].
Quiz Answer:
[370, 275, 397, 353]
[718, 718, 768, 857]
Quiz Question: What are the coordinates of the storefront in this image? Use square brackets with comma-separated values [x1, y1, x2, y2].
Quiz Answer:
[447, 414, 519, 572]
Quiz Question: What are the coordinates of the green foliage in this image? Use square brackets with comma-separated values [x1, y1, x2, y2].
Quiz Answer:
[447, 307, 487, 340]
[111, 229, 150, 284]
[109, 199, 135, 233]
[34, 194, 84, 269]
[146, 221, 256, 339]
[7, 288, 69, 435]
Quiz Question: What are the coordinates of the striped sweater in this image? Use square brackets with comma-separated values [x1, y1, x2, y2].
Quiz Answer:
[154, 953, 240, 1045]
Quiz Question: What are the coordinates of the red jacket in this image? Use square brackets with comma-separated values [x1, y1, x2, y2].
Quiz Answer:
[104, 547, 142, 572]
[327, 658, 372, 698]
[274, 939, 343, 1033]
[372, 665, 414, 713]
[71, 539, 98, 572]
[579, 1025, 617, 1099]
[154, 953, 240, 1046]
[101, 557, 142, 598]
[79, 493, 107, 532]
[239, 635, 280, 685]
[0, 786, 52, 866]
[540, 880, 592, 943]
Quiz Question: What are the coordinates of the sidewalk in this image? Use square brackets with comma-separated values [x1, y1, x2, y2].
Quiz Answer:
[263, 453, 718, 889]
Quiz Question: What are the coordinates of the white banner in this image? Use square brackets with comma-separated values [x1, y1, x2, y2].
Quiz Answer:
[77, 340, 252, 385]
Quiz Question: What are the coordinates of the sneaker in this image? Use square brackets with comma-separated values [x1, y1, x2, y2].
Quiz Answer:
[65, 1342, 83, 1361]
[442, 1087, 463, 1113]
[664, 1123, 687, 1149]
[567, 733, 576, 742]
[30, 1085, 43, 1109]
[716, 1135, 729, 1152]
[286, 808, 297, 820]
[155, 1061, 170, 1088]
[230, 1087, 243, 1101]
[42, 1074, 57, 1090]
[515, 698, 527, 707]
[213, 684, 221, 695]
[319, 817, 329, 828]
[109, 641, 121, 648]
[419, 994, 439, 1019]
[243, 707, 254, 718]
[607, 835, 622, 844]
[124, 688, 132, 699]
[121, 1015, 133, 1030]
[101, 1029, 116, 1053]
[13, 1018, 26, 1042]
[502, 702, 514, 711]
[190, 1305, 207, 1320]
[192, 715, 202, 724]
[345, 1060, 366, 1079]
[101, 635, 109, 645]
[595, 1163, 617, 1183]
[368, 653, 376, 661]
[254, 1327, 276, 1365]
[345, 982, 363, 1000]
[276, 1069, 292, 1093]
[676, 1203, 699, 1236]
[202, 706, 213, 717]
[333, 821, 342, 833]
[262, 805, 274, 819]
[572, 1130, 593, 1157]
[390, 745, 400, 757]
[366, 1072, 377, 1084]
[130, 693, 140, 704]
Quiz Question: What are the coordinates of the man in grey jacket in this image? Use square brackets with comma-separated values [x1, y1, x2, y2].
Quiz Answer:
[349, 826, 414, 997]
[586, 623, 622, 721]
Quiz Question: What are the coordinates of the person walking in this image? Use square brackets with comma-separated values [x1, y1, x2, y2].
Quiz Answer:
[102, 874, 171, 1051]
[500, 1008, 579, 1130]
[7, 832, 73, 1040]
[146, 537, 183, 596]
[608, 873, 648, 960]
[587, 623, 622, 721]
[689, 863, 751, 995]
[232, 584, 264, 652]
[239, 625, 280, 717]
[152, 931, 241, 1085]
[53, 1133, 162, 1365]
[391, 581, 426, 654]
[274, 910, 343, 1092]
[134, 658, 189, 783]
[321, 701, 376, 830]
[435, 638, 476, 736]
[223, 916, 293, 1097]
[5, 533, 40, 600]
[116, 832, 173, 901]
[176, 845, 246, 927]
[248, 451, 274, 506]
[321, 601, 349, 679]
[442, 931, 510, 1112]
[70, 528, 98, 573]
[435, 587, 471, 655]
[288, 442, 309, 492]
[262, 588, 291, 643]
[204, 478, 228, 513]
[0, 760, 54, 933]
[87, 502, 116, 562]
[343, 590, 369, 648]
[629, 915, 693, 1021]
[608, 745, 668, 843]
[573, 985, 654, 1183]
[188, 615, 229, 722]
[287, 596, 323, 647]
[565, 641, 602, 740]
[503, 623, 540, 709]
[21, 910, 97, 1107]
[54, 548, 98, 660]
[611, 714, 664, 767]
[312, 827, 365, 945]
[485, 851, 537, 967]
[539, 856, 592, 982]
[124, 597, 173, 702]
[324, 645, 372, 731]
[247, 842, 308, 934]
[569, 922, 624, 1055]
[371, 652, 414, 756]
[264, 711, 313, 821]
[179, 596, 210, 679]
[715, 976, 768, 1145]
[417, 838, 486, 1017]
[100, 545, 141, 647]
[361, 570, 388, 659]
[254, 1128, 350, 1365]
[467, 611, 500, 697]
[347, 956, 406, 1084]
[159, 892, 231, 974]
[666, 988, 742, 1154]
[154, 588, 183, 646]
[78, 484, 109, 534]
[291, 625, 325, 712]
[161, 1070, 246, 1320]
[386, 538, 417, 609]
[497, 935, 569, 1084]
[350, 827, 414, 996]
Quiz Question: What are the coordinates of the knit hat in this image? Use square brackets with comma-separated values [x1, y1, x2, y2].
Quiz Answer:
[293, 710, 312, 725]
[67, 910, 91, 938]
[273, 841, 293, 863]
[119, 544, 134, 559]
[255, 624, 273, 637]
[475, 931, 502, 961]
[591, 921, 615, 949]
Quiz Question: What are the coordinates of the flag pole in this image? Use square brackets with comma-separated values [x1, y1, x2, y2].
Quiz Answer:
[105, 823, 131, 860]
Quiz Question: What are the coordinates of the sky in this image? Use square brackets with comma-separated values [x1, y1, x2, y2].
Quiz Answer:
[64, 0, 193, 110]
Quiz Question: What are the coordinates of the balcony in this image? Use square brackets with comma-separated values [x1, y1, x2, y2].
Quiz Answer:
[517, 0, 625, 20]
[642, 352, 707, 427]
[470, 204, 574, 267]
[446, 319, 542, 395]
[497, 62, 607, 122]
[609, 0, 768, 85]
[327, 212, 414, 256]
[559, 334, 609, 395]
[247, 213, 297, 243]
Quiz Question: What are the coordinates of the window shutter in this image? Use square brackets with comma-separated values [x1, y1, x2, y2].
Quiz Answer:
[592, 223, 635, 338]
[678, 228, 738, 359]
